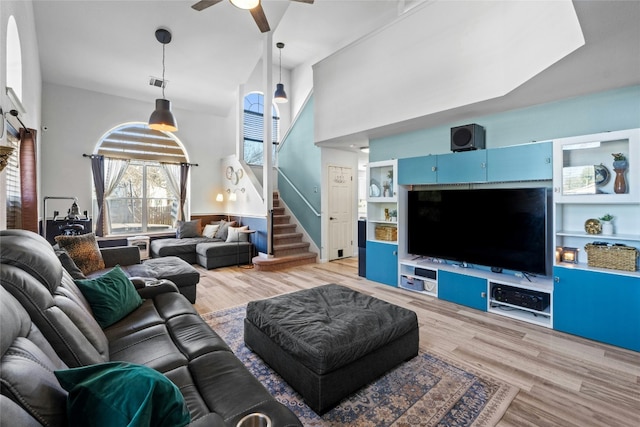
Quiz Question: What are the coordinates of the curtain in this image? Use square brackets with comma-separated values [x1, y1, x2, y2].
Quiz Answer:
[179, 163, 190, 221]
[90, 155, 105, 236]
[19, 128, 38, 233]
[160, 163, 180, 222]
[103, 157, 130, 235]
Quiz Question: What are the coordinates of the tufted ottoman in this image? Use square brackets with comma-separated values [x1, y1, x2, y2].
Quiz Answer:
[244, 284, 419, 414]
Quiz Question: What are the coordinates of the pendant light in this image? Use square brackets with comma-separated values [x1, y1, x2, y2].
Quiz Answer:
[274, 42, 288, 104]
[230, 0, 260, 9]
[149, 28, 178, 132]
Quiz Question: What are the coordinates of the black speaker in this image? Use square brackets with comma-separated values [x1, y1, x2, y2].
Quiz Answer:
[451, 124, 485, 152]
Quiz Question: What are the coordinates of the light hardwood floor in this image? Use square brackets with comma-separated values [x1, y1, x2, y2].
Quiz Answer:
[192, 258, 640, 427]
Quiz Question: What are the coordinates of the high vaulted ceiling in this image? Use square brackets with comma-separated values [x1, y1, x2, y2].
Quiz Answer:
[31, 1, 640, 142]
[32, 0, 404, 117]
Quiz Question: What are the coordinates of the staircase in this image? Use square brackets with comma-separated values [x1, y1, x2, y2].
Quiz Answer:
[252, 192, 317, 271]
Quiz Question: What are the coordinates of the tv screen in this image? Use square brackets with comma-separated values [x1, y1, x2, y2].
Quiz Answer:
[407, 187, 549, 275]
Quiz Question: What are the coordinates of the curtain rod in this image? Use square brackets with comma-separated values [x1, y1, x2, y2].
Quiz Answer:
[82, 153, 198, 166]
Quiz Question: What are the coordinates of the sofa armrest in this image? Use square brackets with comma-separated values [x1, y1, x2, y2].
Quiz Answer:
[100, 246, 141, 267]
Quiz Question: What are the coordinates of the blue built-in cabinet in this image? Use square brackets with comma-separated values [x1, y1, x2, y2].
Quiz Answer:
[438, 270, 487, 311]
[397, 141, 553, 185]
[398, 155, 437, 184]
[554, 266, 640, 352]
[366, 241, 398, 286]
[437, 150, 487, 183]
[487, 142, 552, 182]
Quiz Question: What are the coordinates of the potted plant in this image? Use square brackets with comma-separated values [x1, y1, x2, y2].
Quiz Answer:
[599, 213, 614, 235]
[389, 209, 397, 222]
[612, 153, 628, 169]
[611, 153, 628, 194]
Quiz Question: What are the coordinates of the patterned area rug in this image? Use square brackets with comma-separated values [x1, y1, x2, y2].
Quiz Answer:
[201, 305, 518, 427]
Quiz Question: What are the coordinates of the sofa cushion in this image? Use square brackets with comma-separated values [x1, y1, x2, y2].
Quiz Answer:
[55, 362, 190, 427]
[55, 233, 105, 276]
[202, 223, 220, 238]
[176, 219, 202, 239]
[214, 219, 237, 241]
[0, 229, 65, 293]
[226, 225, 249, 243]
[150, 237, 214, 260]
[74, 266, 143, 328]
[55, 249, 87, 280]
[0, 288, 69, 427]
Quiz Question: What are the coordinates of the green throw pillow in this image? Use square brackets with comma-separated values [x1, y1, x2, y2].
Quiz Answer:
[74, 265, 143, 328]
[55, 362, 190, 427]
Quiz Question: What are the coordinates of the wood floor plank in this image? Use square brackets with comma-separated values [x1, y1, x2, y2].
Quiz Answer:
[192, 259, 640, 426]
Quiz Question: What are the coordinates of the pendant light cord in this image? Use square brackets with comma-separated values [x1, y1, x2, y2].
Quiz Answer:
[161, 43, 166, 99]
[278, 45, 282, 84]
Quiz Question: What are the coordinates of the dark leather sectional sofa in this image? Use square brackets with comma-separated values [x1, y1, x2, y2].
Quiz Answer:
[0, 229, 301, 427]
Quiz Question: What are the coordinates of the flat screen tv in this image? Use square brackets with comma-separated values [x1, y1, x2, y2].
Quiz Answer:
[407, 187, 550, 276]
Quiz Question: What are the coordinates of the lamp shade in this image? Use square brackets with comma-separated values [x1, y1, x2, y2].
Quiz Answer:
[274, 83, 288, 104]
[149, 99, 178, 132]
[230, 0, 260, 10]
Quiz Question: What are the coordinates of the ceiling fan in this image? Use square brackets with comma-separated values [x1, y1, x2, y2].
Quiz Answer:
[192, 0, 314, 33]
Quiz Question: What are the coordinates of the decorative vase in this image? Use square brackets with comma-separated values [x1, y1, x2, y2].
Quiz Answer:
[601, 221, 614, 235]
[613, 160, 628, 194]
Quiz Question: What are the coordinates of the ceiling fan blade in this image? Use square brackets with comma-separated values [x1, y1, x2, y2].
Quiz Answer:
[250, 3, 271, 33]
[291, 0, 314, 3]
[191, 0, 224, 12]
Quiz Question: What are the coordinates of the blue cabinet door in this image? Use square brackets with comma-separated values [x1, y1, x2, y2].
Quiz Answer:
[398, 156, 437, 185]
[554, 267, 640, 352]
[437, 150, 487, 183]
[438, 270, 487, 311]
[487, 142, 552, 182]
[366, 241, 398, 286]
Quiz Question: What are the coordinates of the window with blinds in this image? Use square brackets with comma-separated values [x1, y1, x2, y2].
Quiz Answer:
[98, 124, 187, 163]
[5, 123, 21, 229]
[95, 123, 186, 234]
[243, 93, 280, 166]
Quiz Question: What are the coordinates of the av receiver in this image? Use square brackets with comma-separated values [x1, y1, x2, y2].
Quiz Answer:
[492, 284, 549, 312]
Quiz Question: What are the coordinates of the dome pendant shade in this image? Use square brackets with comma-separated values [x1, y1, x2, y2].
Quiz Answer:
[274, 83, 288, 103]
[230, 0, 260, 10]
[149, 99, 178, 132]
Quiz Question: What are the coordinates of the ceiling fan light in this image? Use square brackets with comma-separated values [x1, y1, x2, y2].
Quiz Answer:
[274, 83, 288, 103]
[230, 0, 260, 10]
[149, 99, 178, 132]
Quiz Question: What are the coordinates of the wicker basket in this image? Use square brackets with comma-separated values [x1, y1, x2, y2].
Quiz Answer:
[584, 244, 638, 272]
[375, 225, 397, 241]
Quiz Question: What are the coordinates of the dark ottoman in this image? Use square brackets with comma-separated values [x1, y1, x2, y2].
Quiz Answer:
[244, 284, 419, 414]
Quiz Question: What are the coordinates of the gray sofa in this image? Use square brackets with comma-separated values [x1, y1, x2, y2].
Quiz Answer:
[150, 236, 252, 269]
[0, 229, 301, 427]
[150, 219, 254, 269]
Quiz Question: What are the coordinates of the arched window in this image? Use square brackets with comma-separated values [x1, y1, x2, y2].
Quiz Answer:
[93, 123, 189, 235]
[243, 92, 280, 166]
[6, 16, 23, 101]
[4, 16, 23, 230]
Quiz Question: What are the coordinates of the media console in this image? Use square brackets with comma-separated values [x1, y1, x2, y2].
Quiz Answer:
[399, 258, 554, 328]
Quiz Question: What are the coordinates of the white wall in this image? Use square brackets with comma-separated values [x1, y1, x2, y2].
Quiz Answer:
[312, 0, 584, 144]
[40, 82, 235, 219]
[1, 0, 42, 229]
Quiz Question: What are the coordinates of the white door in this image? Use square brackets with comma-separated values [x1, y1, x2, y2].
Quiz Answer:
[328, 165, 353, 260]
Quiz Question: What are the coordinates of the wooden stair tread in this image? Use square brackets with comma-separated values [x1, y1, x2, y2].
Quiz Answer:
[252, 252, 317, 271]
[274, 241, 310, 250]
